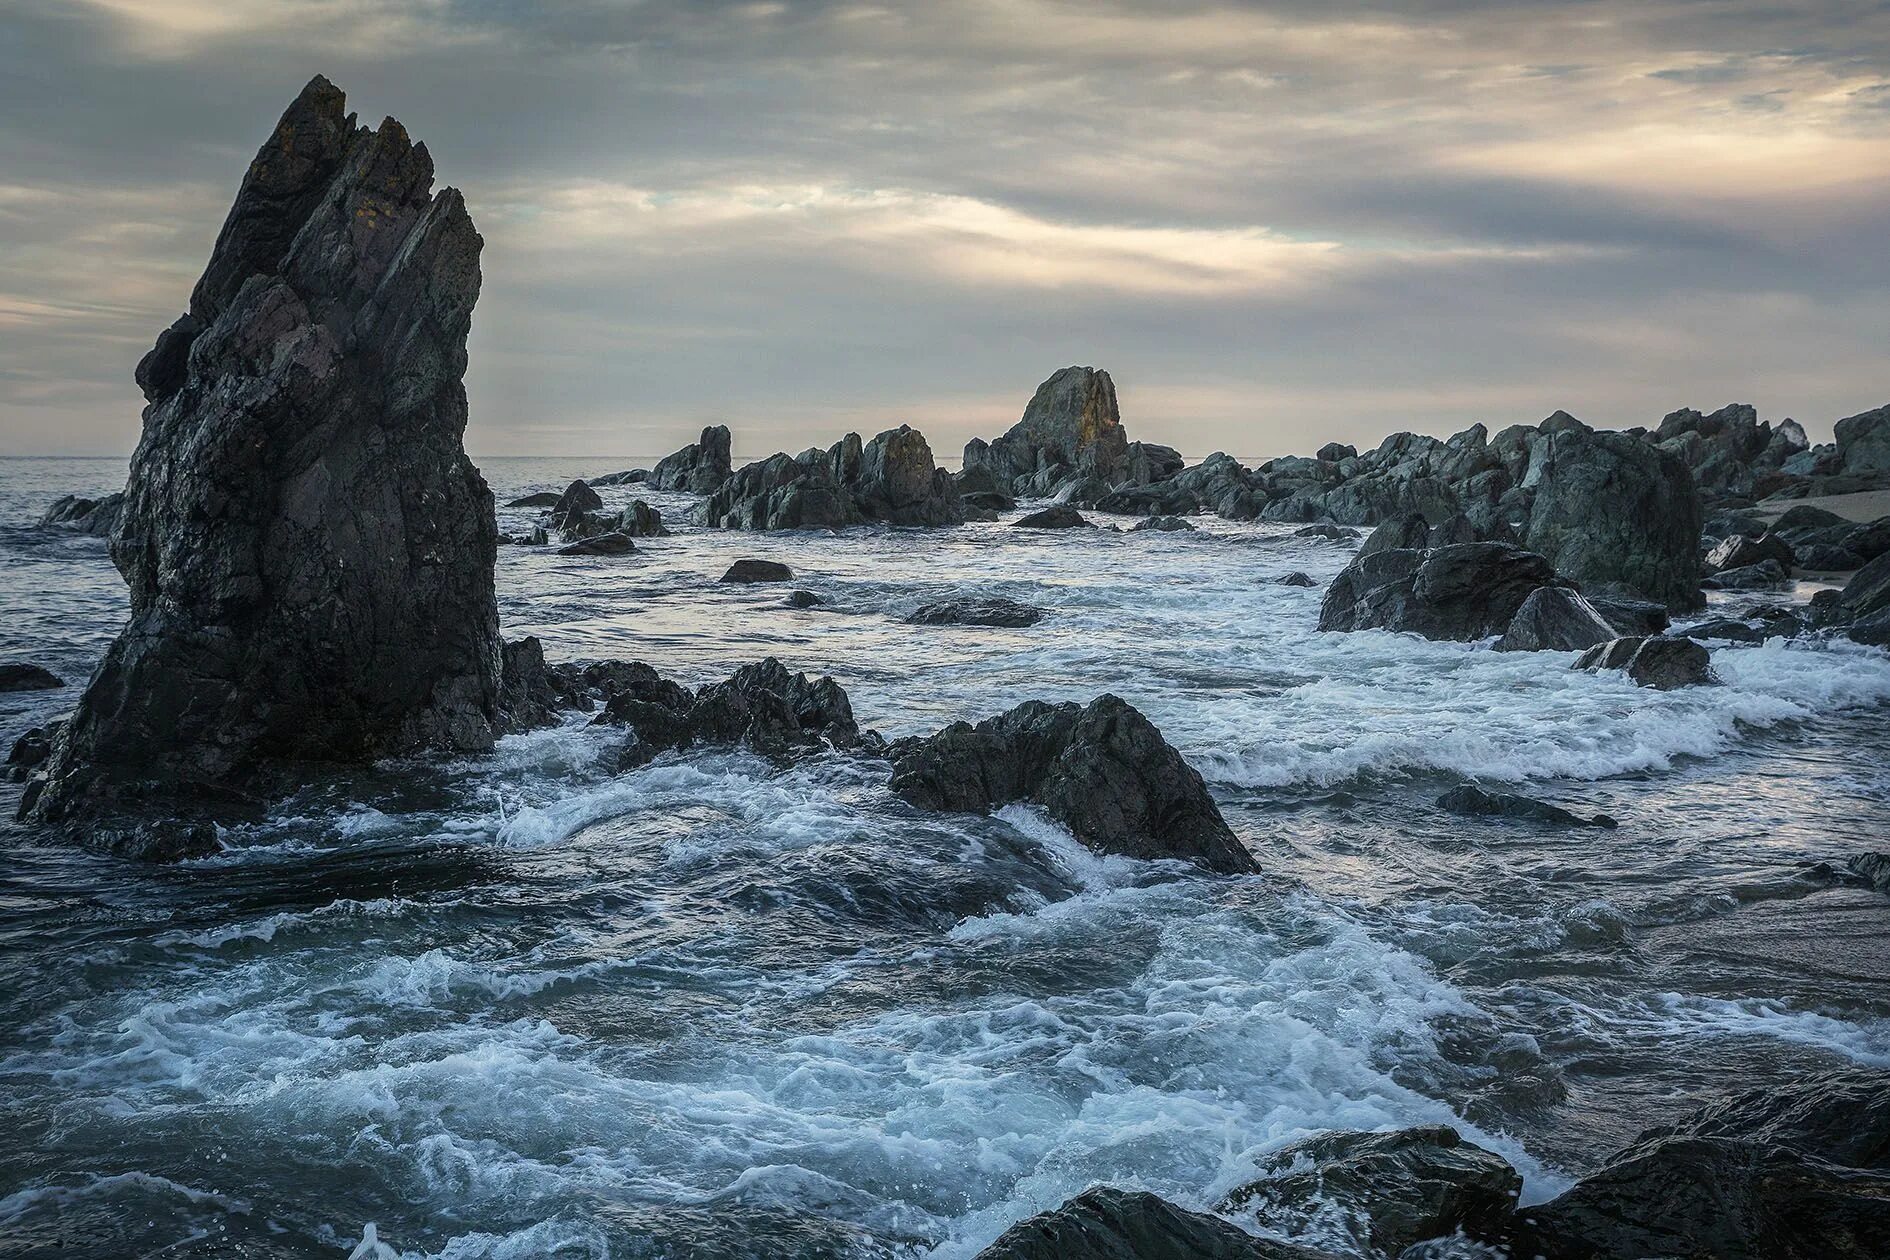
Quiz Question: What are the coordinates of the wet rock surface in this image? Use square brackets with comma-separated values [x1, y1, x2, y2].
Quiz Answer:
[1319, 543, 1565, 641]
[906, 596, 1046, 627]
[974, 1188, 1335, 1260]
[650, 424, 733, 493]
[722, 559, 794, 583]
[37, 493, 125, 536]
[889, 694, 1258, 873]
[1013, 505, 1094, 529]
[1494, 586, 1618, 653]
[21, 76, 500, 858]
[1439, 784, 1617, 828]
[1575, 635, 1717, 689]
[594, 657, 871, 768]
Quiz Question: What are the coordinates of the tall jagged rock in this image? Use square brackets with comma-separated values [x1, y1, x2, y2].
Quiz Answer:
[22, 76, 498, 858]
[967, 366, 1130, 494]
[650, 424, 733, 492]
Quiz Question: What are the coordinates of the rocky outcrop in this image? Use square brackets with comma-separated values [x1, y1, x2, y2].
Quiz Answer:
[650, 424, 733, 493]
[1522, 425, 1703, 610]
[1706, 532, 1793, 574]
[1494, 587, 1617, 652]
[1319, 543, 1565, 641]
[1013, 505, 1094, 529]
[907, 596, 1045, 627]
[967, 367, 1130, 496]
[495, 636, 587, 733]
[699, 425, 963, 530]
[38, 493, 126, 536]
[1439, 784, 1616, 827]
[507, 491, 563, 508]
[5, 725, 57, 782]
[0, 664, 65, 692]
[1826, 551, 1890, 645]
[974, 1188, 1334, 1260]
[21, 76, 499, 859]
[556, 500, 668, 544]
[1275, 571, 1315, 587]
[1575, 635, 1716, 689]
[595, 657, 870, 767]
[1513, 1071, 1890, 1260]
[1130, 515, 1195, 532]
[1355, 513, 1432, 560]
[548, 479, 603, 527]
[1651, 403, 1808, 502]
[722, 559, 793, 583]
[1835, 404, 1890, 474]
[1219, 1126, 1522, 1257]
[888, 695, 1257, 873]
[587, 468, 648, 487]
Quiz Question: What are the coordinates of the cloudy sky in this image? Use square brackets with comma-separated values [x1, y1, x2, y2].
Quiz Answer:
[3, 0, 1888, 460]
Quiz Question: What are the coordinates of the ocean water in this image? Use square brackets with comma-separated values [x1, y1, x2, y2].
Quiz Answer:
[2, 454, 1888, 1259]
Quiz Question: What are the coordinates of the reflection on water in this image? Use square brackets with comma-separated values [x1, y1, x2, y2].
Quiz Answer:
[2, 456, 1887, 1258]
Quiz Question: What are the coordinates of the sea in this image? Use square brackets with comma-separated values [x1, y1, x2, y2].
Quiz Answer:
[3, 454, 1888, 1258]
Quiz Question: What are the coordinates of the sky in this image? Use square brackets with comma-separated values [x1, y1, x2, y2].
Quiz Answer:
[2, 1, 1888, 461]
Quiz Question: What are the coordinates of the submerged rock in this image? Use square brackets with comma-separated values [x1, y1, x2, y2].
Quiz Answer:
[1013, 505, 1094, 530]
[5, 725, 57, 782]
[595, 657, 868, 767]
[1293, 523, 1358, 542]
[1319, 543, 1564, 641]
[974, 1187, 1334, 1260]
[1574, 635, 1716, 689]
[1219, 1126, 1523, 1257]
[722, 559, 793, 584]
[507, 491, 563, 508]
[1275, 571, 1316, 587]
[1494, 586, 1617, 652]
[906, 596, 1046, 627]
[651, 424, 734, 493]
[556, 532, 636, 556]
[0, 663, 65, 692]
[784, 589, 823, 609]
[889, 694, 1257, 874]
[1439, 784, 1616, 828]
[22, 76, 500, 858]
[1131, 515, 1196, 532]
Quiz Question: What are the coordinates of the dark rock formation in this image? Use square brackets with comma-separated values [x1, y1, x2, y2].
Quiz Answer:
[1848, 853, 1890, 893]
[974, 1188, 1335, 1260]
[968, 367, 1130, 496]
[650, 424, 733, 493]
[722, 559, 793, 583]
[889, 694, 1257, 873]
[1131, 515, 1195, 532]
[1575, 636, 1716, 689]
[784, 589, 823, 608]
[1439, 784, 1616, 828]
[556, 532, 636, 556]
[961, 489, 1016, 514]
[38, 493, 126, 536]
[506, 491, 563, 508]
[595, 657, 868, 768]
[557, 500, 667, 544]
[699, 426, 963, 531]
[1652, 403, 1807, 503]
[1522, 426, 1703, 609]
[1494, 586, 1617, 652]
[1013, 506, 1094, 530]
[22, 76, 500, 858]
[5, 725, 57, 782]
[1835, 404, 1890, 474]
[1513, 1070, 1890, 1260]
[1707, 558, 1792, 591]
[1275, 571, 1316, 587]
[1218, 1126, 1523, 1257]
[495, 636, 587, 733]
[548, 479, 603, 526]
[1319, 543, 1565, 641]
[1586, 595, 1671, 637]
[1294, 523, 1358, 542]
[1795, 543, 1865, 571]
[1356, 513, 1431, 560]
[1680, 618, 1768, 644]
[587, 469, 648, 487]
[907, 596, 1046, 627]
[1706, 532, 1793, 574]
[0, 664, 65, 692]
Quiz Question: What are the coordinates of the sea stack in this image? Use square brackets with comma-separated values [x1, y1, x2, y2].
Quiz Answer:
[23, 76, 500, 858]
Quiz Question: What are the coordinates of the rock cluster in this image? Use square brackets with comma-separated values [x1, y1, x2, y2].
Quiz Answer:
[1319, 543, 1569, 641]
[37, 493, 125, 536]
[1574, 635, 1717, 689]
[596, 658, 869, 768]
[20, 76, 500, 858]
[650, 424, 733, 493]
[888, 694, 1258, 874]
[699, 425, 963, 530]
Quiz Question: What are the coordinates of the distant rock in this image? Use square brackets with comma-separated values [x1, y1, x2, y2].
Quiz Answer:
[700, 425, 963, 530]
[1275, 571, 1316, 587]
[548, 478, 604, 529]
[0, 663, 65, 692]
[507, 491, 563, 508]
[22, 75, 501, 859]
[1574, 635, 1716, 689]
[784, 589, 823, 608]
[1013, 505, 1094, 530]
[907, 596, 1045, 627]
[1439, 784, 1616, 827]
[1130, 515, 1195, 532]
[37, 493, 125, 536]
[556, 532, 636, 556]
[1494, 586, 1617, 652]
[1834, 403, 1890, 474]
[967, 366, 1130, 495]
[890, 694, 1257, 873]
[1320, 543, 1565, 641]
[974, 1187, 1335, 1260]
[651, 424, 734, 493]
[722, 559, 793, 583]
[594, 657, 869, 767]
[587, 469, 648, 487]
[1294, 523, 1358, 541]
[961, 489, 1016, 514]
[1219, 1126, 1523, 1257]
[1523, 426, 1703, 610]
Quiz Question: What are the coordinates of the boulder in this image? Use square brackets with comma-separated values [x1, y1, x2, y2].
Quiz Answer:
[495, 636, 587, 733]
[1514, 1070, 1890, 1260]
[1294, 523, 1358, 542]
[1319, 543, 1565, 641]
[1494, 586, 1617, 652]
[1575, 635, 1716, 689]
[650, 424, 734, 493]
[1794, 543, 1865, 571]
[1707, 559, 1792, 591]
[1013, 505, 1094, 530]
[722, 559, 793, 584]
[1131, 515, 1196, 532]
[1356, 513, 1431, 560]
[1123, 441, 1185, 485]
[784, 589, 823, 608]
[5, 725, 57, 782]
[907, 597, 1045, 627]
[507, 491, 563, 508]
[1523, 427, 1703, 609]
[595, 657, 868, 768]
[1834, 404, 1890, 474]
[1275, 572, 1316, 587]
[974, 1187, 1336, 1260]
[889, 694, 1258, 874]
[1586, 595, 1671, 637]
[548, 479, 603, 525]
[22, 76, 501, 859]
[1706, 533, 1793, 574]
[962, 490, 1017, 514]
[1679, 618, 1767, 644]
[1842, 516, 1890, 563]
[37, 493, 126, 536]
[0, 664, 65, 692]
[1219, 1126, 1523, 1257]
[556, 532, 635, 556]
[1438, 784, 1616, 827]
[971, 366, 1129, 492]
[1772, 504, 1849, 534]
[586, 469, 648, 487]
